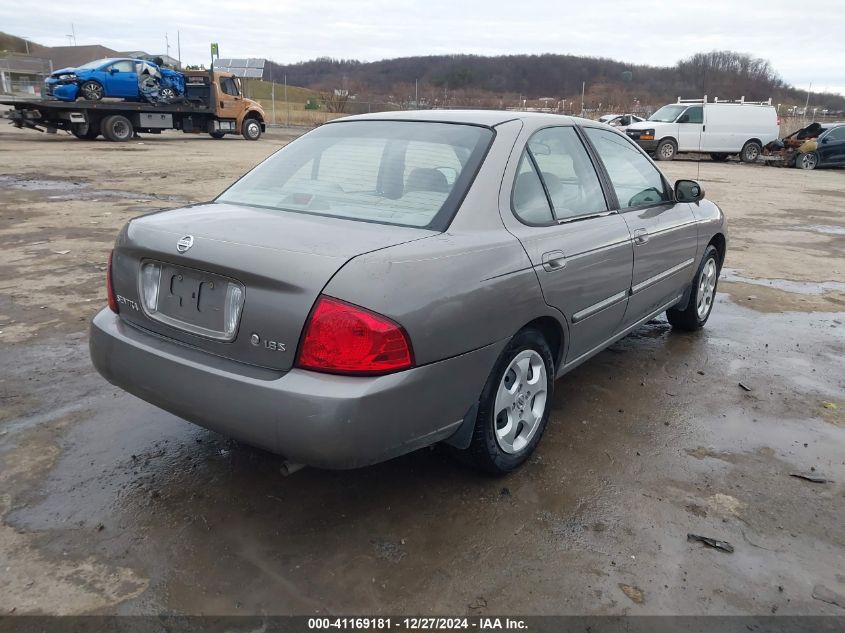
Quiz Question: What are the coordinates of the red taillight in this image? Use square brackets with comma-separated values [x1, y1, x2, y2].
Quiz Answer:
[296, 296, 414, 375]
[106, 250, 119, 313]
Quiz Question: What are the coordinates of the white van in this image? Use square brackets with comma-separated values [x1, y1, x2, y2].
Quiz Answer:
[625, 97, 779, 162]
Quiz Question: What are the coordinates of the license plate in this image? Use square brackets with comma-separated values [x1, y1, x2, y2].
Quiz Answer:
[140, 261, 244, 340]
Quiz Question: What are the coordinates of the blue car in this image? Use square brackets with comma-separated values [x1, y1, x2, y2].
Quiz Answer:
[45, 58, 184, 103]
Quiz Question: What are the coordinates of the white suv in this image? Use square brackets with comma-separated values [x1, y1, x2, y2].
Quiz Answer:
[626, 98, 779, 162]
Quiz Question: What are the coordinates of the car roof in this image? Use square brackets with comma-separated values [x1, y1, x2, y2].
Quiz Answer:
[332, 109, 584, 128]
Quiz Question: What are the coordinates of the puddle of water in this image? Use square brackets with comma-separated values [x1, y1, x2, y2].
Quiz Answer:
[0, 175, 87, 191]
[0, 175, 187, 203]
[721, 267, 845, 295]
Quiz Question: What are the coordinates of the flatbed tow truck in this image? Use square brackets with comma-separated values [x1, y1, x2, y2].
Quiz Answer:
[1, 70, 266, 141]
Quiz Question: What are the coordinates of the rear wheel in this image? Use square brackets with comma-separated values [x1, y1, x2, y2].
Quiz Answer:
[242, 118, 262, 141]
[100, 115, 134, 142]
[740, 140, 762, 163]
[655, 139, 677, 161]
[70, 122, 98, 140]
[795, 152, 818, 170]
[79, 80, 103, 101]
[461, 328, 554, 474]
[710, 153, 729, 162]
[666, 245, 720, 331]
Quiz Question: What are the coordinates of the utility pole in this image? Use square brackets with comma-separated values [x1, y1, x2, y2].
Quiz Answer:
[71, 23, 77, 46]
[803, 83, 812, 124]
[177, 31, 181, 69]
[271, 80, 276, 125]
[581, 81, 585, 117]
[165, 33, 170, 58]
[284, 74, 289, 127]
[415, 79, 418, 108]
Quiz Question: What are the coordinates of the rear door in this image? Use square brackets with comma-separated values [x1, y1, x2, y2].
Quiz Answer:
[583, 127, 699, 327]
[503, 126, 634, 363]
[676, 105, 703, 152]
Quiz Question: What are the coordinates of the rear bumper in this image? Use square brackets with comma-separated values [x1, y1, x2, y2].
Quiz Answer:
[90, 309, 503, 469]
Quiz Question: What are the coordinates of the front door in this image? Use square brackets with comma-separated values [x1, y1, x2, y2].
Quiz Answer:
[583, 127, 699, 326]
[103, 60, 138, 98]
[504, 126, 634, 364]
[818, 126, 845, 165]
[216, 76, 244, 121]
[676, 105, 703, 152]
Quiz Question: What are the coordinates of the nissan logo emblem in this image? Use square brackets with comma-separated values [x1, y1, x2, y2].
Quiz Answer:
[176, 235, 194, 253]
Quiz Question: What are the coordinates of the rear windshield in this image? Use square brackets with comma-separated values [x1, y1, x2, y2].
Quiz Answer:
[216, 120, 494, 230]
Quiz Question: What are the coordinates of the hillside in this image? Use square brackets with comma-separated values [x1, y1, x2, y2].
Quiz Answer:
[266, 51, 845, 111]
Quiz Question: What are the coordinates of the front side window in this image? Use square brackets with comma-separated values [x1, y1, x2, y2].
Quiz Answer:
[217, 121, 493, 229]
[526, 127, 607, 221]
[824, 126, 845, 141]
[682, 106, 703, 124]
[220, 77, 239, 96]
[110, 60, 135, 73]
[585, 127, 670, 209]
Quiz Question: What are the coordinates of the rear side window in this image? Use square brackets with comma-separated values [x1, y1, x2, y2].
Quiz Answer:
[584, 128, 670, 209]
[512, 127, 606, 224]
[216, 121, 493, 230]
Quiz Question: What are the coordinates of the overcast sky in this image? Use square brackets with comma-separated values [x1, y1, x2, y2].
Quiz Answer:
[3, 0, 843, 95]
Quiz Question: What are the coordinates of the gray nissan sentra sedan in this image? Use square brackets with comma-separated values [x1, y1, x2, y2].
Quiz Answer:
[90, 110, 726, 473]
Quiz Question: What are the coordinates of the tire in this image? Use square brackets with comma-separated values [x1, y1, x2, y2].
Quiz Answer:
[209, 132, 226, 139]
[461, 328, 554, 474]
[710, 153, 729, 162]
[666, 245, 720, 331]
[795, 152, 818, 170]
[79, 80, 104, 101]
[242, 117, 262, 141]
[740, 140, 762, 163]
[655, 139, 677, 161]
[100, 115, 134, 142]
[70, 122, 98, 140]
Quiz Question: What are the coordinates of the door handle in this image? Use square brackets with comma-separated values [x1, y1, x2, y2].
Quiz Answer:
[542, 250, 566, 272]
[633, 228, 649, 245]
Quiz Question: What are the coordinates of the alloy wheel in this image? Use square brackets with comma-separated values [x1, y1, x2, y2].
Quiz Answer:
[696, 257, 718, 319]
[493, 349, 548, 454]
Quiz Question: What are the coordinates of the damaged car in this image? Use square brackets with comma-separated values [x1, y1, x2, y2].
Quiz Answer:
[45, 58, 185, 104]
[763, 122, 845, 169]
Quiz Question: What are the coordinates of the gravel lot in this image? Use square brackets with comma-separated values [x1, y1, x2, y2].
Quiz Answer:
[1, 125, 843, 616]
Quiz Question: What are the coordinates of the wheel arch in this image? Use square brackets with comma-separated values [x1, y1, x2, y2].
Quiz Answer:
[708, 232, 727, 267]
[519, 315, 564, 372]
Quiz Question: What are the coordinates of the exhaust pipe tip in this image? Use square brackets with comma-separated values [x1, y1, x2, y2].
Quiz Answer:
[280, 461, 305, 477]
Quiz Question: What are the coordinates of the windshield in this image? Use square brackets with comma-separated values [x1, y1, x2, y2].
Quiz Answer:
[216, 120, 494, 230]
[76, 58, 114, 70]
[648, 105, 687, 122]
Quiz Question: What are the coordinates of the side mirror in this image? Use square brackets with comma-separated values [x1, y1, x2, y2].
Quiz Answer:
[821, 138, 829, 144]
[678, 114, 690, 123]
[109, 68, 119, 74]
[675, 179, 704, 203]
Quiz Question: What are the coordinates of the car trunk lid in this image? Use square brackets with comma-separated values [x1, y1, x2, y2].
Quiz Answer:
[111, 202, 436, 370]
